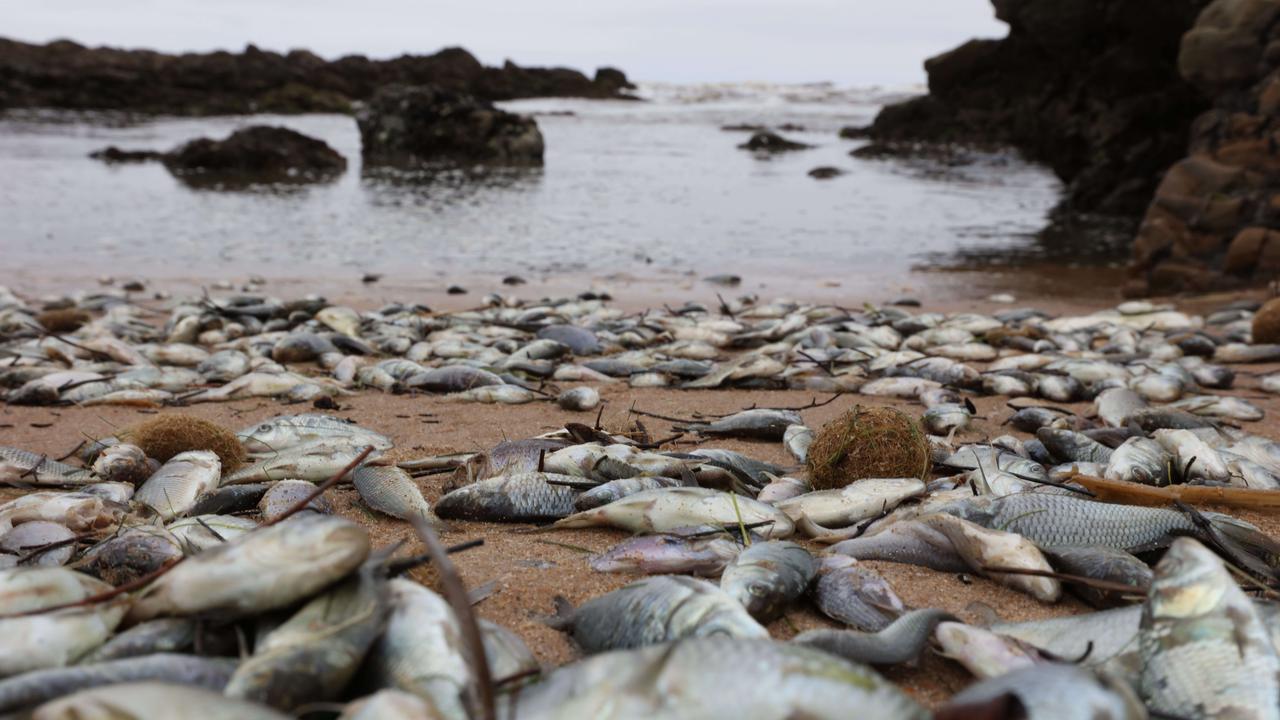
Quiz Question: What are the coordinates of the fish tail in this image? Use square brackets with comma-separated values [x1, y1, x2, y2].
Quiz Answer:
[1202, 511, 1280, 581]
[534, 595, 575, 630]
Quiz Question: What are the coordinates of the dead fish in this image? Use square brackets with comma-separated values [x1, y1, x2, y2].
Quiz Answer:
[225, 556, 389, 711]
[778, 477, 924, 528]
[1171, 394, 1265, 422]
[82, 618, 196, 662]
[1104, 437, 1172, 486]
[990, 607, 1142, 674]
[197, 349, 251, 383]
[1036, 428, 1113, 465]
[1153, 428, 1231, 483]
[783, 424, 813, 463]
[508, 636, 927, 720]
[223, 440, 375, 484]
[90, 443, 151, 485]
[257, 479, 331, 522]
[31, 681, 290, 719]
[188, 483, 272, 515]
[795, 608, 955, 666]
[590, 532, 743, 576]
[575, 476, 683, 511]
[363, 579, 469, 719]
[677, 408, 803, 440]
[80, 527, 183, 586]
[922, 513, 1061, 602]
[403, 365, 504, 393]
[812, 555, 906, 631]
[827, 520, 969, 572]
[126, 514, 370, 623]
[557, 386, 600, 411]
[719, 540, 815, 622]
[1139, 537, 1280, 719]
[1042, 546, 1151, 608]
[0, 653, 235, 714]
[237, 414, 392, 455]
[338, 690, 437, 720]
[133, 450, 221, 521]
[0, 492, 124, 534]
[450, 384, 540, 404]
[756, 474, 810, 504]
[352, 465, 434, 522]
[166, 514, 258, 553]
[470, 439, 569, 480]
[923, 403, 972, 435]
[435, 473, 579, 522]
[0, 568, 129, 677]
[0, 447, 93, 486]
[1008, 406, 1072, 433]
[0, 521, 76, 567]
[550, 487, 795, 539]
[934, 622, 1049, 680]
[552, 575, 768, 654]
[941, 664, 1145, 720]
[859, 377, 941, 399]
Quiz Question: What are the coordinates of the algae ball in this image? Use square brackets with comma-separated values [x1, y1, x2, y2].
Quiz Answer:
[1253, 298, 1280, 344]
[806, 405, 930, 490]
[121, 414, 246, 471]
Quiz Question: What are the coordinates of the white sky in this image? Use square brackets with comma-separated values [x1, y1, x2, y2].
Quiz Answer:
[8, 0, 1007, 85]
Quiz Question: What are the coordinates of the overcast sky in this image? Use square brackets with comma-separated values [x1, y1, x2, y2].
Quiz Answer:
[9, 0, 1006, 85]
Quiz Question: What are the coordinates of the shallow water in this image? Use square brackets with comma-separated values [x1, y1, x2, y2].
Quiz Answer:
[0, 82, 1120, 301]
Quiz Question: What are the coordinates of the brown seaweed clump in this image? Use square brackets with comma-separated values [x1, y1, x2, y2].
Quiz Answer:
[36, 308, 91, 333]
[806, 405, 930, 490]
[121, 414, 245, 471]
[1253, 298, 1280, 344]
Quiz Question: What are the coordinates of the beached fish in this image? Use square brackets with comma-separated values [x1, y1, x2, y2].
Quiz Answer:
[827, 519, 968, 571]
[934, 622, 1049, 680]
[352, 465, 434, 522]
[557, 386, 599, 411]
[0, 568, 129, 677]
[940, 664, 1145, 720]
[133, 450, 221, 521]
[0, 492, 124, 534]
[188, 483, 271, 515]
[1139, 537, 1280, 719]
[237, 414, 392, 455]
[991, 606, 1142, 675]
[363, 579, 469, 719]
[257, 479, 330, 522]
[677, 408, 803, 440]
[812, 555, 906, 631]
[166, 514, 257, 553]
[719, 540, 815, 622]
[1043, 545, 1151, 607]
[1153, 428, 1231, 483]
[922, 513, 1061, 602]
[80, 527, 184, 586]
[550, 487, 795, 539]
[795, 608, 954, 666]
[338, 690, 438, 720]
[1103, 436, 1172, 486]
[783, 424, 813, 463]
[225, 556, 389, 710]
[0, 653, 235, 714]
[553, 575, 767, 653]
[1171, 394, 1265, 421]
[31, 682, 290, 719]
[1037, 428, 1113, 465]
[90, 443, 151, 486]
[756, 474, 810, 504]
[590, 532, 743, 576]
[0, 521, 75, 567]
[0, 447, 93, 486]
[82, 618, 197, 663]
[507, 636, 927, 719]
[575, 476, 683, 511]
[778, 477, 924, 528]
[223, 440, 375, 484]
[435, 473, 579, 522]
[127, 514, 370, 623]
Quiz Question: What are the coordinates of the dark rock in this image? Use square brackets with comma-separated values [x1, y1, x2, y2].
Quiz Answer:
[721, 123, 767, 132]
[447, 285, 467, 295]
[89, 146, 164, 163]
[361, 273, 382, 284]
[738, 131, 812, 152]
[502, 275, 527, 285]
[357, 85, 544, 165]
[838, 126, 868, 139]
[162, 125, 346, 184]
[0, 37, 632, 116]
[808, 166, 845, 179]
[864, 0, 1212, 218]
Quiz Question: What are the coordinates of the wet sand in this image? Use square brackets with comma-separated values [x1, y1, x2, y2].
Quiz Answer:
[5, 316, 1280, 706]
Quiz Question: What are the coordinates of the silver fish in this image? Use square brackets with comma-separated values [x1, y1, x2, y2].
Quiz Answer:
[942, 664, 1145, 720]
[719, 540, 815, 622]
[166, 514, 257, 554]
[556, 386, 600, 411]
[0, 521, 76, 567]
[811, 555, 905, 631]
[1103, 436, 1172, 486]
[223, 440, 377, 484]
[0, 568, 128, 677]
[921, 513, 1061, 602]
[827, 519, 968, 572]
[363, 579, 469, 720]
[783, 424, 813, 463]
[0, 654, 235, 714]
[31, 681, 290, 719]
[133, 450, 221, 521]
[237, 414, 393, 455]
[0, 447, 93, 486]
[935, 622, 1050, 680]
[435, 473, 579, 522]
[82, 619, 196, 663]
[257, 479, 331, 522]
[551, 487, 795, 539]
[778, 477, 924, 528]
[795, 608, 955, 666]
[574, 476, 682, 511]
[678, 408, 803, 440]
[352, 465, 434, 521]
[590, 532, 743, 576]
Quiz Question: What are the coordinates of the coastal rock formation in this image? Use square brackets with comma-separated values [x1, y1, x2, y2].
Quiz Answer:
[162, 126, 346, 184]
[738, 131, 811, 152]
[862, 0, 1211, 217]
[0, 38, 635, 115]
[1127, 0, 1280, 296]
[357, 85, 544, 165]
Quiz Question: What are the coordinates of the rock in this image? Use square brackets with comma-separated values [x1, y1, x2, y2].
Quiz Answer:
[162, 126, 346, 185]
[0, 38, 633, 115]
[864, 0, 1212, 218]
[1253, 297, 1280, 343]
[89, 147, 164, 163]
[807, 166, 845, 179]
[738, 131, 811, 152]
[357, 85, 544, 165]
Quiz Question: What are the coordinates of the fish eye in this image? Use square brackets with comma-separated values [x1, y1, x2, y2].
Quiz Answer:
[257, 423, 273, 432]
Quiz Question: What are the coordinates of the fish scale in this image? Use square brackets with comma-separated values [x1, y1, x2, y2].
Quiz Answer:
[351, 466, 433, 521]
[435, 473, 579, 522]
[986, 493, 1197, 552]
[0, 446, 93, 484]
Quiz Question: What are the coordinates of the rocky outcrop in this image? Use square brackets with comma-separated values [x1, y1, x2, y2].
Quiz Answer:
[738, 132, 811, 152]
[162, 126, 346, 184]
[0, 38, 635, 115]
[863, 0, 1211, 217]
[1126, 0, 1280, 296]
[357, 85, 544, 165]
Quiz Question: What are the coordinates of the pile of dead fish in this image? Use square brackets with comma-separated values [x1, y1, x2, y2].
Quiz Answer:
[3, 284, 1274, 414]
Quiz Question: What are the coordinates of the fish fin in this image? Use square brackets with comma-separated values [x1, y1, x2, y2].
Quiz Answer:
[535, 596, 575, 630]
[1201, 511, 1280, 581]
